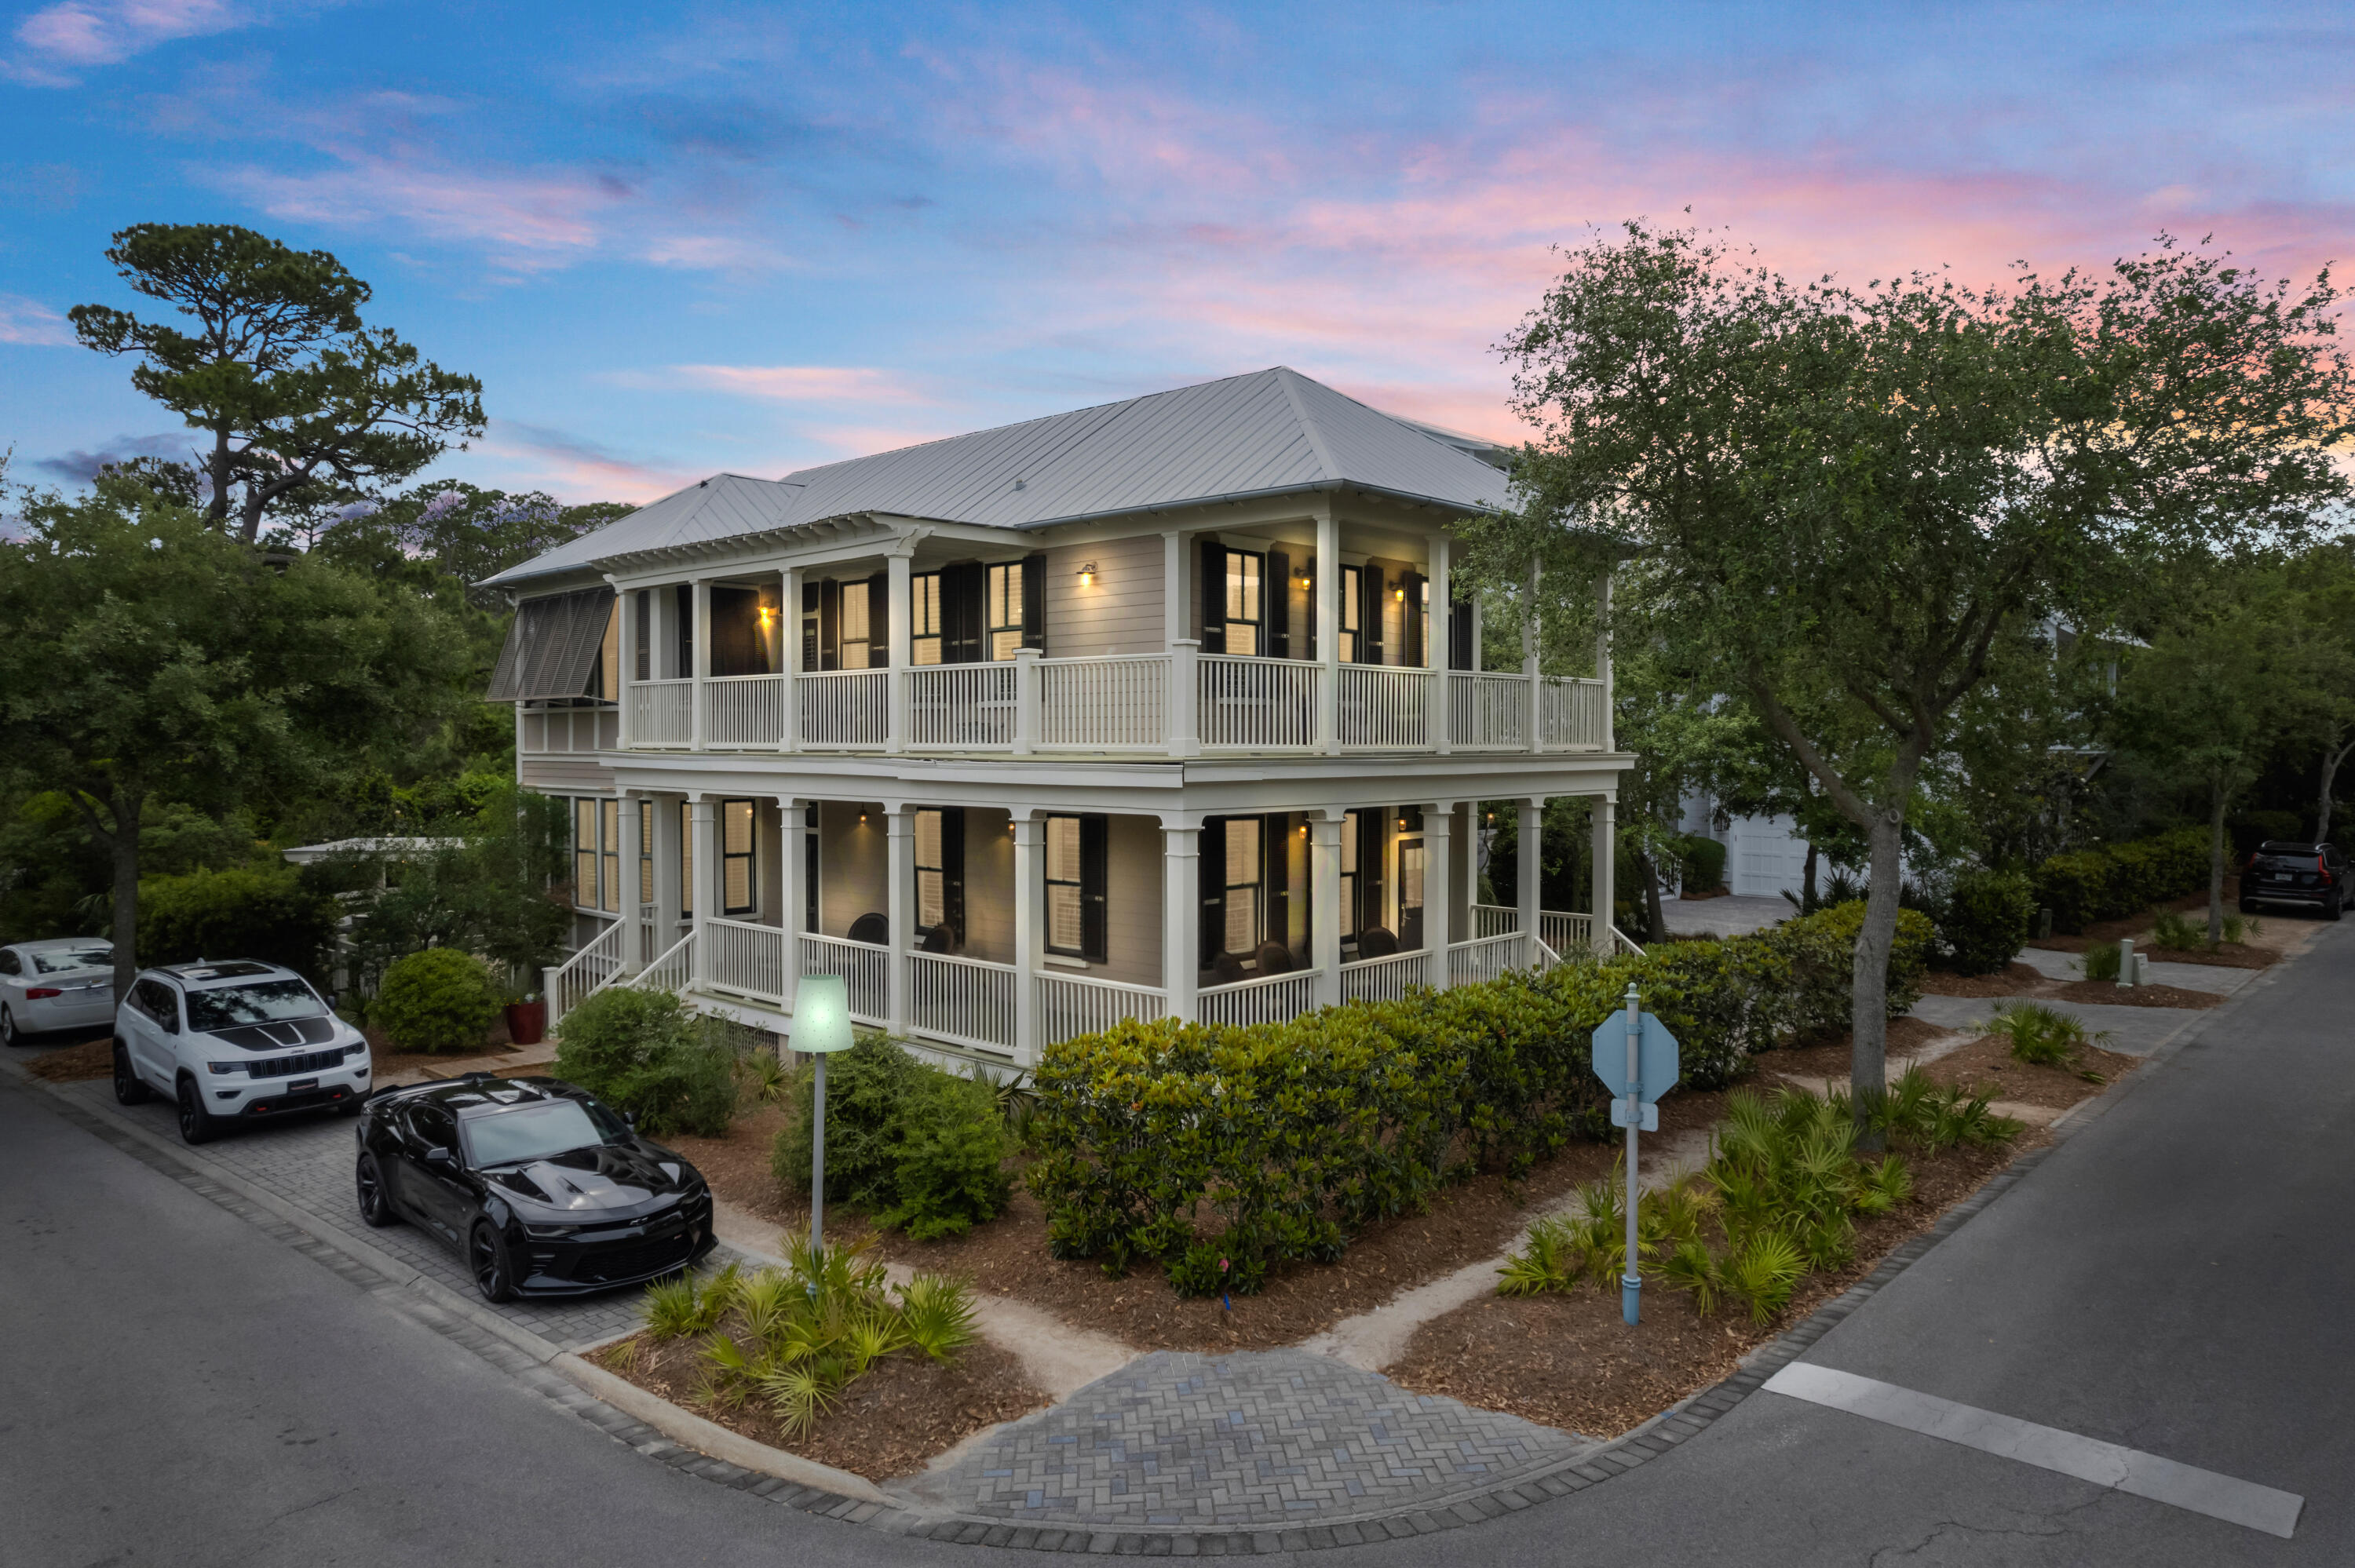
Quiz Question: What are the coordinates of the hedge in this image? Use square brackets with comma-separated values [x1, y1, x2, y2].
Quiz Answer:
[2030, 826, 2209, 934]
[372, 947, 501, 1055]
[138, 865, 340, 982]
[1028, 900, 1930, 1289]
[553, 986, 739, 1136]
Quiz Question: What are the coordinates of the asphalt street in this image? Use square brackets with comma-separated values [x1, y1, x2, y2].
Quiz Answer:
[5, 918, 2349, 1566]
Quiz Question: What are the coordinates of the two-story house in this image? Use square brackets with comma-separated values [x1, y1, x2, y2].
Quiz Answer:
[484, 367, 1637, 1070]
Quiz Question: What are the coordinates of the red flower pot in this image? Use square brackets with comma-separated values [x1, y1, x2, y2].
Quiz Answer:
[505, 1000, 547, 1046]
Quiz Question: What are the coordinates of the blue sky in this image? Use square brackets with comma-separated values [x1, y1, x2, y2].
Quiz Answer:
[4, 2, 2352, 505]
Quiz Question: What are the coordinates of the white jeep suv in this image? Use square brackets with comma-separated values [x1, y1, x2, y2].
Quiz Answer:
[112, 961, 373, 1144]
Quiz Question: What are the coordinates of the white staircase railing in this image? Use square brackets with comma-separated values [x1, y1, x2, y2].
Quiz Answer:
[630, 931, 694, 996]
[546, 918, 630, 1023]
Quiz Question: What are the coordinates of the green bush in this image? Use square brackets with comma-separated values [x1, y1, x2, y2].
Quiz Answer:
[371, 946, 501, 1054]
[1028, 901, 1933, 1284]
[1939, 869, 2037, 975]
[770, 1035, 1012, 1241]
[553, 986, 739, 1136]
[1678, 836, 1729, 894]
[2031, 827, 2209, 934]
[138, 866, 340, 982]
[1979, 1001, 2102, 1067]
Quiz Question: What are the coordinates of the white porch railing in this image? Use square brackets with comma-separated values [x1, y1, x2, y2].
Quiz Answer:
[909, 950, 1017, 1054]
[1448, 931, 1524, 986]
[798, 669, 889, 748]
[631, 680, 694, 748]
[1539, 910, 1594, 956]
[1610, 924, 1646, 957]
[1197, 966, 1322, 1028]
[799, 932, 887, 1024]
[1199, 655, 1320, 750]
[1337, 665, 1434, 749]
[907, 664, 1017, 750]
[1540, 676, 1608, 750]
[547, 917, 630, 1023]
[633, 930, 694, 995]
[520, 707, 619, 754]
[1039, 972, 1168, 1045]
[1040, 655, 1168, 750]
[1450, 671, 1528, 749]
[706, 917, 789, 1003]
[705, 674, 784, 748]
[1472, 903, 1520, 939]
[1339, 947, 1432, 1003]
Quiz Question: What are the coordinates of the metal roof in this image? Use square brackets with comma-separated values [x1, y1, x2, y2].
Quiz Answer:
[485, 367, 1517, 588]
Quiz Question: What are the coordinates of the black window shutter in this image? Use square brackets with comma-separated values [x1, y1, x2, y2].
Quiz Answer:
[674, 583, 694, 678]
[942, 563, 984, 665]
[1262, 814, 1289, 950]
[942, 808, 967, 942]
[1198, 815, 1225, 964]
[1399, 571, 1425, 665]
[1021, 552, 1047, 651]
[1358, 808, 1386, 935]
[819, 580, 840, 671]
[1302, 558, 1317, 661]
[867, 571, 891, 665]
[633, 590, 651, 681]
[1265, 551, 1290, 659]
[1360, 565, 1385, 665]
[1199, 542, 1225, 654]
[1079, 813, 1108, 964]
[1449, 597, 1473, 670]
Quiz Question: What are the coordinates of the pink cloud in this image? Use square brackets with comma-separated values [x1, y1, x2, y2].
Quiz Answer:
[671, 364, 934, 405]
[0, 294, 75, 346]
[466, 421, 695, 505]
[10, 0, 239, 81]
[209, 154, 621, 272]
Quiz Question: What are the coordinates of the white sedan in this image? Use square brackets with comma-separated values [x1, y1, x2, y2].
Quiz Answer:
[1, 938, 117, 1046]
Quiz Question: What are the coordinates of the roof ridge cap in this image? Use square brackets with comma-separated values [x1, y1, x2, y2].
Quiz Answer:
[1272, 366, 1340, 483]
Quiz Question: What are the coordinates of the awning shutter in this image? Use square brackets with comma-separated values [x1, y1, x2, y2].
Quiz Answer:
[487, 589, 614, 701]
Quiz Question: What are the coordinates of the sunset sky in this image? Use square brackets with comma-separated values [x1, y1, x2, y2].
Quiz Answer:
[3, 2, 2350, 505]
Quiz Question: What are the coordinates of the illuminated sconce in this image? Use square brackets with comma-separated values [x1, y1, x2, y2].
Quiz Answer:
[859, 810, 868, 825]
[1076, 562, 1098, 586]
[1393, 586, 1406, 602]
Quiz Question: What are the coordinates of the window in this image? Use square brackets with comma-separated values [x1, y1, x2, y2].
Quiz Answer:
[1398, 837, 1426, 950]
[1222, 819, 1262, 954]
[0, 950, 16, 977]
[914, 808, 966, 943]
[1200, 542, 1286, 656]
[987, 562, 1027, 661]
[185, 979, 327, 1032]
[601, 800, 621, 913]
[1338, 811, 1360, 937]
[638, 800, 655, 909]
[1222, 550, 1263, 656]
[1044, 814, 1107, 961]
[721, 800, 754, 916]
[911, 572, 944, 666]
[1339, 566, 1362, 663]
[574, 799, 599, 908]
[679, 801, 693, 917]
[838, 580, 873, 669]
[595, 598, 620, 698]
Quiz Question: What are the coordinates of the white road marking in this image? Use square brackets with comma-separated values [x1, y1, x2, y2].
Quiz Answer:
[1762, 1362, 2303, 1540]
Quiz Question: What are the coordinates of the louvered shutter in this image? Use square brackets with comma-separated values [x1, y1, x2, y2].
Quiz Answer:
[867, 572, 890, 665]
[943, 808, 967, 942]
[1399, 571, 1425, 666]
[1360, 566, 1385, 665]
[1022, 552, 1047, 651]
[1266, 551, 1291, 659]
[1079, 813, 1108, 964]
[1199, 542, 1225, 654]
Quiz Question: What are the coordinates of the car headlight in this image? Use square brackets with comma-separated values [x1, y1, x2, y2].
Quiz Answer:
[522, 1223, 579, 1240]
[206, 1062, 243, 1076]
[344, 1043, 369, 1063]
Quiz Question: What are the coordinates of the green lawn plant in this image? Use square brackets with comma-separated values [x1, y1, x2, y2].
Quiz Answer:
[553, 985, 739, 1136]
[769, 1034, 1013, 1241]
[371, 946, 501, 1054]
[1979, 1002, 2109, 1082]
[2080, 941, 2123, 983]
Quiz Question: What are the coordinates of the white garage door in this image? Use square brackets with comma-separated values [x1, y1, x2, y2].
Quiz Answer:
[1730, 815, 1810, 899]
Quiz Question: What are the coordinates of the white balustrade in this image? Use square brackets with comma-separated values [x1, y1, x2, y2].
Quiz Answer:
[799, 932, 888, 1024]
[1199, 655, 1320, 751]
[1609, 924, 1647, 958]
[908, 950, 1018, 1054]
[633, 931, 694, 995]
[1039, 655, 1169, 750]
[1336, 665, 1434, 749]
[1450, 672, 1529, 749]
[706, 917, 789, 1002]
[1339, 948, 1432, 1004]
[906, 664, 1017, 750]
[1197, 966, 1321, 1029]
[1471, 903, 1521, 939]
[1539, 677, 1608, 750]
[630, 680, 695, 748]
[798, 669, 889, 748]
[1448, 931, 1524, 986]
[1037, 972, 1169, 1045]
[1539, 910, 1597, 957]
[704, 674, 785, 748]
[547, 917, 629, 1022]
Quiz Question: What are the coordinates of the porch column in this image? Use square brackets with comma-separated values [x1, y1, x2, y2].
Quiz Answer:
[1517, 795, 1544, 968]
[688, 796, 717, 990]
[1595, 571, 1615, 753]
[1013, 811, 1042, 1064]
[1168, 640, 1201, 757]
[1316, 505, 1341, 755]
[652, 793, 685, 953]
[1162, 530, 1186, 647]
[1310, 810, 1344, 1006]
[1591, 793, 1617, 955]
[1428, 534, 1452, 754]
[885, 800, 913, 1034]
[1523, 560, 1543, 755]
[780, 567, 801, 753]
[611, 577, 633, 751]
[616, 789, 643, 972]
[690, 578, 711, 752]
[1423, 801, 1453, 989]
[885, 554, 913, 753]
[779, 795, 805, 1012]
[1159, 817, 1199, 1023]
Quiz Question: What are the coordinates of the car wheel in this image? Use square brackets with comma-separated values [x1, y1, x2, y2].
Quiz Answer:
[175, 1077, 217, 1146]
[356, 1154, 400, 1228]
[2328, 894, 2344, 924]
[470, 1222, 517, 1304]
[1, 1005, 19, 1048]
[112, 1040, 152, 1104]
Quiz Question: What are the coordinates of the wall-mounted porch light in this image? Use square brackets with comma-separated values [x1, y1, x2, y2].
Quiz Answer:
[1075, 561, 1098, 586]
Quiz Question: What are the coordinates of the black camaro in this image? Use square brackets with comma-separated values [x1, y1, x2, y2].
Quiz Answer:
[354, 1074, 716, 1302]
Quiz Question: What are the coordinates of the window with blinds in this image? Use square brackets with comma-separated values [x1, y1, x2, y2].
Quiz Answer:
[721, 800, 754, 915]
[1222, 818, 1261, 953]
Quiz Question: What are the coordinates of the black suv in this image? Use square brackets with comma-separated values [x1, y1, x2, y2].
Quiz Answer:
[2241, 841, 2348, 920]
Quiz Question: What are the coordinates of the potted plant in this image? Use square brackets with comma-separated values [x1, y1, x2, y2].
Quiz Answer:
[505, 990, 547, 1046]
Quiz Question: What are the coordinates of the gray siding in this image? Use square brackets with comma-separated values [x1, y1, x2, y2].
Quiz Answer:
[1044, 534, 1163, 658]
[817, 800, 889, 939]
[962, 808, 1014, 965]
[1100, 814, 1164, 987]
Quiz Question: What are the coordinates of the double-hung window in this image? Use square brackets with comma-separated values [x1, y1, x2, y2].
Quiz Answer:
[721, 800, 754, 916]
[911, 572, 944, 666]
[1338, 566, 1363, 663]
[601, 800, 621, 913]
[569, 798, 622, 913]
[838, 580, 873, 669]
[637, 800, 655, 909]
[1044, 814, 1108, 962]
[1222, 819, 1262, 954]
[987, 563, 1026, 661]
[1222, 550, 1263, 657]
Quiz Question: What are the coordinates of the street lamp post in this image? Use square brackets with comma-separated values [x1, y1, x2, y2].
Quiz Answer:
[794, 974, 855, 1256]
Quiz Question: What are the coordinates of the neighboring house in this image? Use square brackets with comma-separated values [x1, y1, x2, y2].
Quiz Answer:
[483, 367, 1637, 1070]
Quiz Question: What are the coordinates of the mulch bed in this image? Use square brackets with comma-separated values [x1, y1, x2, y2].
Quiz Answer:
[361, 1018, 527, 1081]
[22, 1034, 115, 1081]
[1757, 1016, 1957, 1088]
[1384, 1136, 2028, 1438]
[1913, 1031, 2139, 1110]
[2044, 979, 2222, 1008]
[1918, 962, 2048, 997]
[593, 1326, 1044, 1480]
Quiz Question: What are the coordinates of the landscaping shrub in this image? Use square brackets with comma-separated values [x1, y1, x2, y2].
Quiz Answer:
[2081, 940, 2120, 981]
[1980, 1002, 2106, 1070]
[138, 865, 339, 982]
[1938, 869, 2037, 975]
[2031, 827, 2209, 933]
[1679, 836, 1728, 894]
[769, 1034, 1012, 1241]
[371, 946, 501, 1054]
[1028, 902, 1933, 1285]
[553, 986, 739, 1136]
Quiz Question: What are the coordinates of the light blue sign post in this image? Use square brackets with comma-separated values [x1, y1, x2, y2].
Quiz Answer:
[1590, 983, 1680, 1326]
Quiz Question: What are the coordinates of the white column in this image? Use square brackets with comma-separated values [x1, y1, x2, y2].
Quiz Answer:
[1013, 811, 1042, 1064]
[1428, 534, 1452, 755]
[1523, 560, 1543, 755]
[690, 579, 711, 752]
[1013, 647, 1040, 757]
[1163, 530, 1186, 647]
[617, 789, 643, 971]
[1310, 810, 1344, 1005]
[779, 795, 805, 1011]
[1517, 795, 1544, 968]
[1160, 819, 1199, 1023]
[611, 578, 634, 751]
[1595, 571, 1615, 753]
[780, 567, 801, 753]
[653, 793, 684, 943]
[886, 554, 912, 754]
[1316, 506, 1341, 755]
[1592, 793, 1617, 955]
[688, 797, 717, 990]
[1424, 801, 1453, 987]
[885, 800, 913, 1034]
[1168, 639, 1201, 757]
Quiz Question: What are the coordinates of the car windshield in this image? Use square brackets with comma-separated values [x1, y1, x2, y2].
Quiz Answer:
[184, 979, 327, 1032]
[462, 1100, 619, 1167]
[32, 947, 111, 975]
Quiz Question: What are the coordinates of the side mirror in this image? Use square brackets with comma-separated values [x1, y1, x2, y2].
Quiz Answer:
[424, 1146, 456, 1168]
[623, 1111, 637, 1130]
